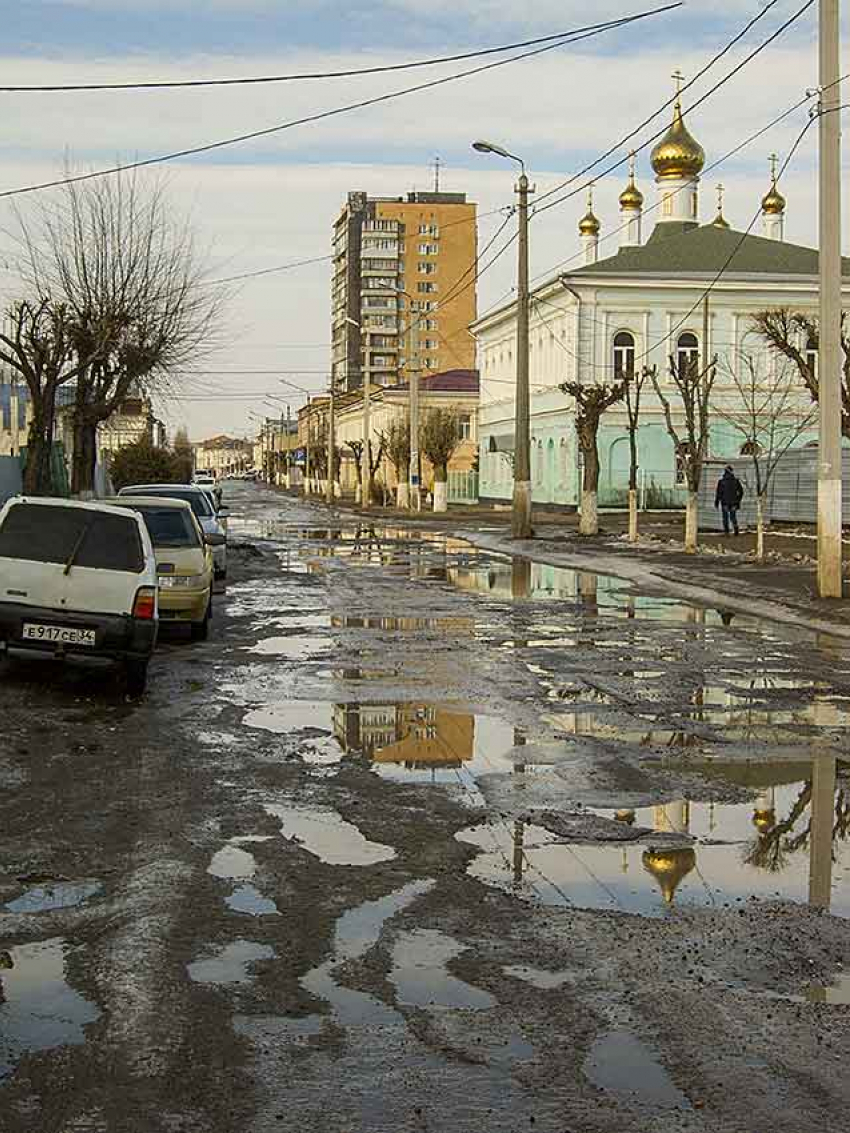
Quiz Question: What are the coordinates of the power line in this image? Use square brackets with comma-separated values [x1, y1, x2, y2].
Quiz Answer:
[205, 254, 332, 285]
[533, 0, 817, 218]
[0, 22, 679, 93]
[0, 3, 681, 202]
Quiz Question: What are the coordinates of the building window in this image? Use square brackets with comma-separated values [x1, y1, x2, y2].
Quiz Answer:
[418, 224, 428, 235]
[674, 443, 693, 486]
[418, 243, 438, 255]
[421, 338, 438, 350]
[613, 331, 635, 378]
[662, 194, 673, 217]
[418, 262, 437, 274]
[459, 414, 472, 440]
[806, 337, 818, 379]
[417, 282, 438, 293]
[691, 192, 698, 219]
[676, 332, 699, 377]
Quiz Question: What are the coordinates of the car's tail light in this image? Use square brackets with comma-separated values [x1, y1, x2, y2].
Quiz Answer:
[133, 587, 157, 620]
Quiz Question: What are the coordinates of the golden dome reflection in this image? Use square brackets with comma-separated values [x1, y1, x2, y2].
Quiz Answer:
[752, 808, 776, 834]
[642, 846, 696, 905]
[650, 100, 705, 181]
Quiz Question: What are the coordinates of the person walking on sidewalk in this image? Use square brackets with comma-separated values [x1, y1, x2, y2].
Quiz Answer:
[714, 465, 744, 535]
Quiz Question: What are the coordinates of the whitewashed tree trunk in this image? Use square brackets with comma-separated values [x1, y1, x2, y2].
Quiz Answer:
[579, 490, 598, 536]
[396, 482, 409, 509]
[684, 492, 698, 553]
[756, 492, 766, 561]
[354, 484, 362, 504]
[433, 480, 448, 512]
[628, 489, 638, 542]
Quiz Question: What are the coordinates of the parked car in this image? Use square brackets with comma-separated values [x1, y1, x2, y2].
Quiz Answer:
[192, 473, 222, 509]
[117, 484, 228, 580]
[0, 497, 158, 694]
[112, 497, 218, 640]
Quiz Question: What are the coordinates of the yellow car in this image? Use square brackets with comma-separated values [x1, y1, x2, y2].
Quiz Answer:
[112, 497, 219, 640]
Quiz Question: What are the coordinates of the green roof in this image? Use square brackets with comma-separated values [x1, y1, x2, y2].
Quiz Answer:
[568, 221, 850, 278]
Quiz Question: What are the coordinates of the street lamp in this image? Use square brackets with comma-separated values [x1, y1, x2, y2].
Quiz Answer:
[472, 139, 533, 538]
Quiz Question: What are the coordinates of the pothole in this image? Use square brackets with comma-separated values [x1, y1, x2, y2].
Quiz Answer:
[584, 1031, 691, 1110]
[390, 930, 496, 1010]
[188, 940, 275, 986]
[265, 803, 396, 865]
[4, 880, 102, 914]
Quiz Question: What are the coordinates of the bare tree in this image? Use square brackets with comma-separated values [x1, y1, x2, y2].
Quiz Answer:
[624, 365, 652, 542]
[10, 170, 224, 495]
[419, 407, 461, 512]
[0, 299, 98, 494]
[753, 307, 850, 437]
[379, 412, 411, 508]
[713, 353, 816, 559]
[651, 352, 717, 553]
[558, 380, 626, 535]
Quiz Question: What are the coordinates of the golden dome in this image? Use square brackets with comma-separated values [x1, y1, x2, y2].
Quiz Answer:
[615, 808, 636, 825]
[642, 846, 696, 905]
[762, 154, 786, 215]
[578, 195, 600, 236]
[651, 101, 705, 181]
[752, 808, 776, 834]
[619, 153, 644, 211]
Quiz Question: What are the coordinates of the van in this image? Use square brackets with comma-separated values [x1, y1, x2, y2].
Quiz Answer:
[0, 497, 159, 694]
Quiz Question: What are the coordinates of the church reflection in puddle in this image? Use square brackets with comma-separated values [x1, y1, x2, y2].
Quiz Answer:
[460, 756, 850, 917]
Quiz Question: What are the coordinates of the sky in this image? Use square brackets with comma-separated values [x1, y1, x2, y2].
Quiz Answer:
[0, 0, 840, 440]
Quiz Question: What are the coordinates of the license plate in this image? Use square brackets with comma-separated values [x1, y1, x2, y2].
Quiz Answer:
[22, 623, 96, 646]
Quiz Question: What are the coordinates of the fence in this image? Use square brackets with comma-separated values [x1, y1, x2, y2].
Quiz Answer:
[447, 470, 479, 505]
[599, 467, 686, 510]
[699, 449, 850, 527]
[0, 455, 22, 505]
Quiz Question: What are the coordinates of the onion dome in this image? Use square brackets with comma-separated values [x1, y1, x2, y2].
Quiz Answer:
[651, 88, 705, 181]
[615, 808, 636, 825]
[762, 155, 786, 215]
[642, 846, 696, 905]
[752, 808, 776, 834]
[619, 153, 644, 211]
[578, 187, 600, 236]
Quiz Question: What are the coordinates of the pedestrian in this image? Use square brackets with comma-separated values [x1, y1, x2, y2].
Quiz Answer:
[714, 465, 744, 535]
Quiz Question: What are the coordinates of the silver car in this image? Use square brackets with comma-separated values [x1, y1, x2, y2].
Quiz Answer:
[117, 484, 228, 579]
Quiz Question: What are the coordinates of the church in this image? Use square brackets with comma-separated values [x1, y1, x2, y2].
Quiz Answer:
[473, 82, 847, 510]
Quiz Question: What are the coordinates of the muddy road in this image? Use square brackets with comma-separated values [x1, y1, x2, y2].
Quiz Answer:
[2, 482, 850, 1132]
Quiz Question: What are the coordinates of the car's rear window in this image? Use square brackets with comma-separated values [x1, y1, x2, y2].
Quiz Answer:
[0, 503, 144, 572]
[133, 507, 200, 548]
[124, 488, 213, 519]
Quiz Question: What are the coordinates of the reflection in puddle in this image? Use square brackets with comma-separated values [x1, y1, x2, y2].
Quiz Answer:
[390, 929, 496, 1010]
[188, 940, 275, 985]
[0, 938, 100, 1077]
[332, 614, 475, 635]
[243, 700, 333, 735]
[585, 1031, 690, 1109]
[4, 881, 102, 914]
[266, 803, 396, 865]
[459, 757, 850, 917]
[247, 635, 328, 659]
[209, 845, 256, 881]
[209, 841, 279, 916]
[807, 974, 850, 1004]
[226, 885, 280, 917]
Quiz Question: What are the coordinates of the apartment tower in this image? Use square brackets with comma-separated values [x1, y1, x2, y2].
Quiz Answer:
[331, 190, 477, 391]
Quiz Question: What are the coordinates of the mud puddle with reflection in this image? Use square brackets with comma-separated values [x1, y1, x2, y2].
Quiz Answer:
[208, 840, 280, 917]
[188, 940, 275, 986]
[585, 1031, 691, 1110]
[246, 635, 329, 659]
[0, 938, 100, 1077]
[4, 880, 102, 914]
[390, 929, 496, 1010]
[458, 756, 850, 917]
[265, 803, 396, 866]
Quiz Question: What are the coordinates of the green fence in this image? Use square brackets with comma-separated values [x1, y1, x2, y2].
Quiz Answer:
[447, 470, 479, 505]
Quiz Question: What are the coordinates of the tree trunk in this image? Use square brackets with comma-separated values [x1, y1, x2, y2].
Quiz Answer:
[628, 489, 639, 542]
[684, 491, 699, 553]
[756, 492, 766, 561]
[71, 415, 98, 497]
[579, 440, 600, 536]
[396, 481, 409, 509]
[433, 480, 448, 512]
[22, 410, 54, 496]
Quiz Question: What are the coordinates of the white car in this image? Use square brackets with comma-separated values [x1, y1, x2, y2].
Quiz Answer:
[0, 497, 159, 694]
[118, 484, 228, 579]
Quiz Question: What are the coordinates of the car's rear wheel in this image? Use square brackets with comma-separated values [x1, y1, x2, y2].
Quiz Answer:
[191, 590, 212, 641]
[125, 658, 149, 697]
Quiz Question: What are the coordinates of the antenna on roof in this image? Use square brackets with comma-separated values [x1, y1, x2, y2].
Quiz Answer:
[432, 155, 442, 193]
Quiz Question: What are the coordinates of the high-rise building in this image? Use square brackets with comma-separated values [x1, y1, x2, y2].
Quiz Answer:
[331, 190, 477, 392]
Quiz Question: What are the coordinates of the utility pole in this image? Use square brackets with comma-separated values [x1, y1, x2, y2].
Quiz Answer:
[304, 397, 311, 496]
[326, 377, 335, 506]
[513, 168, 533, 538]
[362, 376, 372, 508]
[818, 0, 843, 598]
[409, 362, 421, 511]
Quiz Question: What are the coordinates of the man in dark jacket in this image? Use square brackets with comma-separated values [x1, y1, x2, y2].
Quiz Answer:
[714, 465, 744, 535]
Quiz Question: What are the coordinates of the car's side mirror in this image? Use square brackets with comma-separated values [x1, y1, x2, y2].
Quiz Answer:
[205, 532, 226, 547]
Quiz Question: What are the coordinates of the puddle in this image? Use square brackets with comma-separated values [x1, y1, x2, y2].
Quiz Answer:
[302, 879, 434, 1027]
[226, 884, 280, 917]
[247, 634, 328, 659]
[243, 700, 333, 735]
[459, 757, 850, 917]
[807, 974, 850, 1004]
[585, 1031, 691, 1109]
[208, 845, 257, 881]
[266, 803, 396, 865]
[504, 964, 572, 990]
[390, 929, 496, 1010]
[333, 614, 475, 635]
[0, 938, 100, 1077]
[4, 881, 102, 914]
[188, 940, 275, 986]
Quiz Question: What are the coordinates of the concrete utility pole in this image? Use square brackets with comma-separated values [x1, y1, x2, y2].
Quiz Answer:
[409, 362, 421, 511]
[818, 0, 843, 597]
[304, 397, 311, 496]
[472, 139, 533, 538]
[809, 753, 837, 907]
[326, 378, 335, 506]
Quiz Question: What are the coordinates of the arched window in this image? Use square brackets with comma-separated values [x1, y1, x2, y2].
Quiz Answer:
[676, 332, 700, 377]
[613, 331, 635, 378]
[806, 336, 818, 380]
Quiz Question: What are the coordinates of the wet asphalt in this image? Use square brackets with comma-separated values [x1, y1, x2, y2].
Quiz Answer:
[1, 482, 850, 1132]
